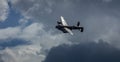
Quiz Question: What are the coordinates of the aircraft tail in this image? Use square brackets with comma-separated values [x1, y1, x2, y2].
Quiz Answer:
[77, 21, 80, 26]
[80, 27, 84, 32]
[77, 21, 84, 32]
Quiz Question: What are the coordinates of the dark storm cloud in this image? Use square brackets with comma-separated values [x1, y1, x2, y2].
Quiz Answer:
[0, 54, 4, 62]
[44, 40, 120, 62]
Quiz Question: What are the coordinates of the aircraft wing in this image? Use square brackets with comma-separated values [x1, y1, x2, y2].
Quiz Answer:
[60, 16, 68, 26]
[64, 28, 73, 35]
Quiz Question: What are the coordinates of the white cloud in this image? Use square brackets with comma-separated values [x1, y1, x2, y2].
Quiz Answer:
[0, 21, 70, 62]
[0, 27, 21, 39]
[0, 0, 9, 22]
[10, 0, 43, 19]
[9, 0, 74, 21]
[1, 46, 45, 62]
[18, 22, 70, 49]
[0, 22, 69, 48]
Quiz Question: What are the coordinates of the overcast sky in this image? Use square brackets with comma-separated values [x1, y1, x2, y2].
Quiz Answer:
[0, 0, 120, 62]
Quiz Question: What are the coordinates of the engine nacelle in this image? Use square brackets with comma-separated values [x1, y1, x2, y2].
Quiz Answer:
[57, 21, 62, 24]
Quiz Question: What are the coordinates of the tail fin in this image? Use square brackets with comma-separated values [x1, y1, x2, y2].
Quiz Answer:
[77, 21, 80, 26]
[80, 27, 84, 32]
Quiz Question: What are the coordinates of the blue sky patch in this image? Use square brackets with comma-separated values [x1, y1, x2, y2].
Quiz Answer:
[0, 3, 22, 29]
[0, 39, 31, 50]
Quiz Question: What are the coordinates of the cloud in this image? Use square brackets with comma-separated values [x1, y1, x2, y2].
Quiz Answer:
[1, 0, 120, 62]
[9, 0, 77, 24]
[44, 41, 120, 62]
[0, 0, 9, 21]
[0, 46, 45, 62]
[9, 0, 120, 45]
[102, 0, 112, 3]
[0, 21, 69, 62]
[0, 27, 20, 40]
[0, 39, 31, 50]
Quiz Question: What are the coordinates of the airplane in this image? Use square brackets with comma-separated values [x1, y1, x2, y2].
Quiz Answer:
[56, 16, 84, 35]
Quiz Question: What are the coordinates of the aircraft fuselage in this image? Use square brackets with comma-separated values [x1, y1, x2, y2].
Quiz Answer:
[56, 25, 84, 33]
[55, 16, 84, 35]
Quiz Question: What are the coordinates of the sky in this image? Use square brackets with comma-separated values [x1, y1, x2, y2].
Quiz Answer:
[0, 0, 120, 62]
